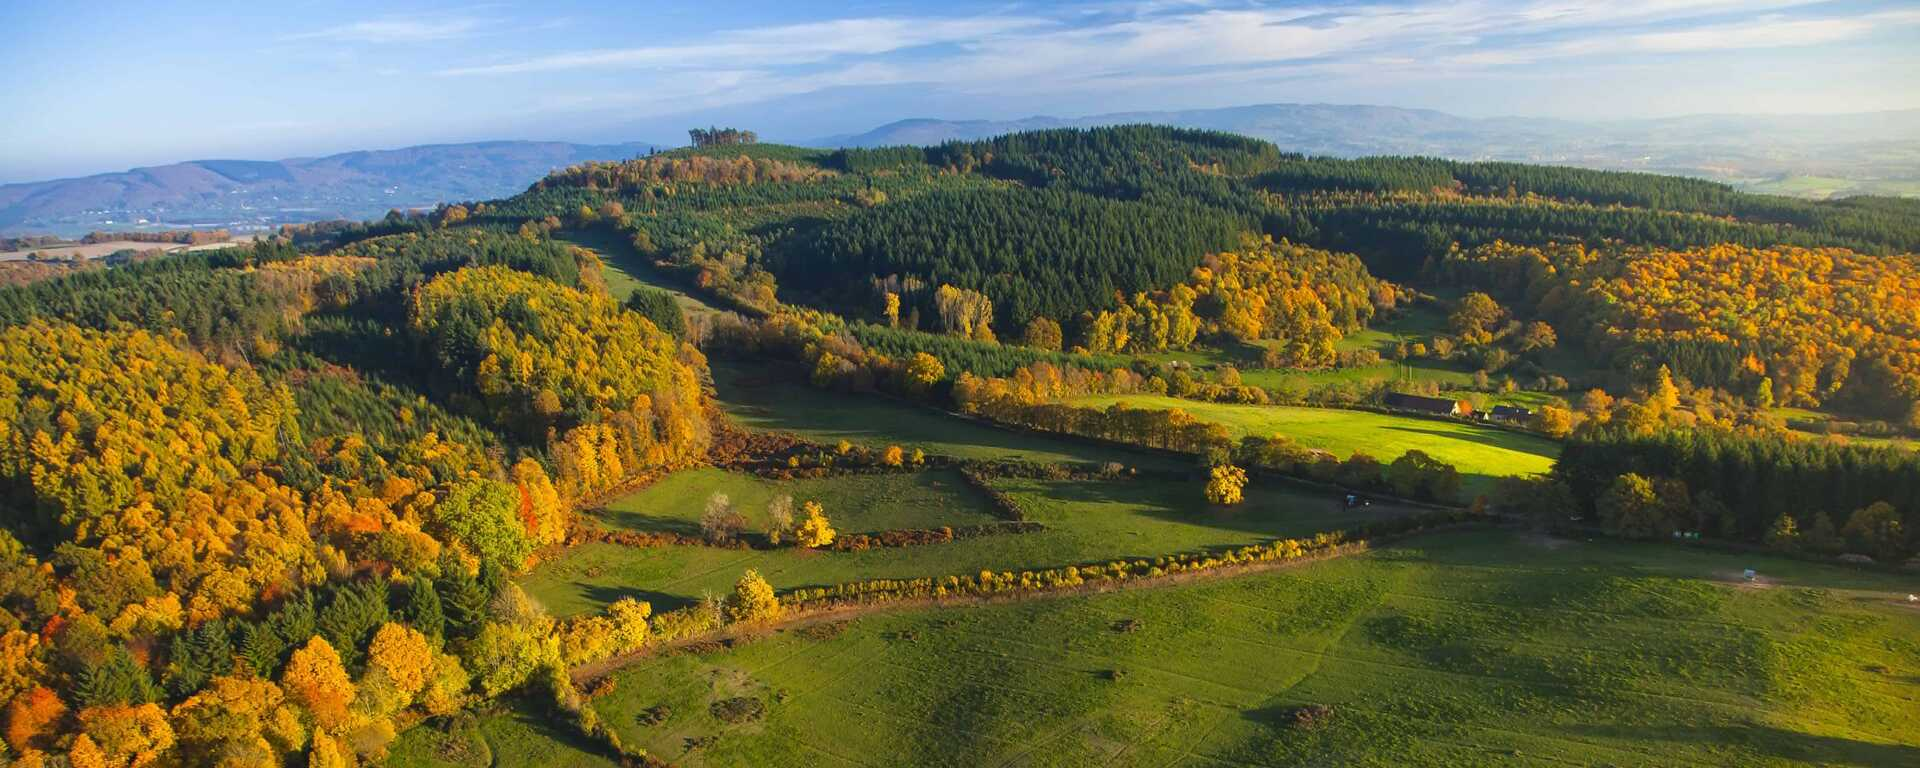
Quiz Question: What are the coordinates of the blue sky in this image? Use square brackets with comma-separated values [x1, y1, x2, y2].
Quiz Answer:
[2, 0, 1917, 182]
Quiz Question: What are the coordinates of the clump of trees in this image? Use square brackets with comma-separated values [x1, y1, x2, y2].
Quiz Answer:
[1435, 241, 1920, 425]
[689, 127, 757, 148]
[1552, 428, 1918, 560]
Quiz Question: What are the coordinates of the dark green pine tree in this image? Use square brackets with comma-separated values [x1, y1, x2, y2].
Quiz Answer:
[437, 558, 490, 641]
[73, 647, 160, 708]
[317, 579, 390, 668]
[163, 618, 231, 698]
[271, 591, 318, 649]
[477, 560, 508, 602]
[236, 621, 287, 677]
[401, 576, 446, 642]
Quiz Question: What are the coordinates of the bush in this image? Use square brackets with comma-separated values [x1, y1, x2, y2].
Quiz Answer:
[724, 570, 783, 625]
[1205, 465, 1248, 506]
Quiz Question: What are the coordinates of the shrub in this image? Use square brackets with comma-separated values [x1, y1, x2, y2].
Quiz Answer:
[725, 570, 783, 625]
[710, 697, 765, 724]
[1842, 501, 1907, 561]
[1204, 465, 1248, 506]
[1765, 514, 1801, 552]
[700, 493, 746, 543]
[793, 502, 837, 549]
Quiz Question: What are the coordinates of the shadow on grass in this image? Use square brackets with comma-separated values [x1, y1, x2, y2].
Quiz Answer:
[1020, 475, 1424, 542]
[1563, 723, 1920, 767]
[1378, 423, 1559, 460]
[598, 508, 701, 537]
[485, 697, 628, 766]
[582, 583, 701, 613]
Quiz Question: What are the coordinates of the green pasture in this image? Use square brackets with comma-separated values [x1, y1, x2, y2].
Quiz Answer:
[601, 467, 1004, 536]
[540, 529, 1920, 767]
[521, 470, 1420, 617]
[711, 360, 1177, 469]
[1066, 394, 1559, 494]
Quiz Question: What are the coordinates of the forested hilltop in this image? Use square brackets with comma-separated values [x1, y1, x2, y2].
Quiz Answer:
[0, 125, 1915, 767]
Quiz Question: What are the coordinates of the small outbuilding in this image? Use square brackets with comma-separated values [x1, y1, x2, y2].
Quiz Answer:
[1488, 404, 1533, 423]
[1383, 392, 1465, 417]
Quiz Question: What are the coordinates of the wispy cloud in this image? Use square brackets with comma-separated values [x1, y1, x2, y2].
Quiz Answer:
[288, 16, 489, 44]
[429, 0, 1920, 113]
[437, 16, 1048, 76]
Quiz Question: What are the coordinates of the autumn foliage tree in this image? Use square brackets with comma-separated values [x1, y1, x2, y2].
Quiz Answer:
[792, 502, 836, 549]
[725, 570, 782, 625]
[1204, 465, 1248, 506]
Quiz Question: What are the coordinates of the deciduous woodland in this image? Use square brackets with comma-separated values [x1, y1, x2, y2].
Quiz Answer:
[0, 125, 1916, 767]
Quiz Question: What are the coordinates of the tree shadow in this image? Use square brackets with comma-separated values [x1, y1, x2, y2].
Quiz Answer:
[581, 583, 700, 613]
[597, 508, 700, 537]
[1023, 475, 1422, 542]
[490, 696, 632, 765]
[1562, 722, 1920, 767]
[1379, 423, 1556, 459]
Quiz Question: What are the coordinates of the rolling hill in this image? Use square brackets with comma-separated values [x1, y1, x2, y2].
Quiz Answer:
[0, 140, 659, 236]
[816, 103, 1920, 196]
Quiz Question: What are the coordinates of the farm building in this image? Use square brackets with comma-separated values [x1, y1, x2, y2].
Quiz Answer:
[1383, 392, 1467, 416]
[1488, 405, 1533, 423]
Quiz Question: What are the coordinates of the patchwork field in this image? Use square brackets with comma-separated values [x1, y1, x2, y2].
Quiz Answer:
[1068, 394, 1558, 493]
[402, 530, 1920, 768]
[524, 469, 1421, 616]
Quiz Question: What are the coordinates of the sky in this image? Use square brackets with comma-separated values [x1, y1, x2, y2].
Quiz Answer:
[2, 0, 1918, 183]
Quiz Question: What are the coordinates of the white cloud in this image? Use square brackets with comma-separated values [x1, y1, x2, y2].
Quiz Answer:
[288, 17, 488, 44]
[437, 16, 1049, 76]
[435, 0, 1917, 110]
[1628, 9, 1920, 53]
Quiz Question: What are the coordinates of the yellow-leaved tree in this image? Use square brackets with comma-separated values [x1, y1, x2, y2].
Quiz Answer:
[1205, 465, 1248, 506]
[725, 570, 783, 625]
[280, 637, 356, 731]
[793, 502, 836, 549]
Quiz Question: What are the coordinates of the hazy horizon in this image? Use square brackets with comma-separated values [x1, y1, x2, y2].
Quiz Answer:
[4, 0, 1919, 183]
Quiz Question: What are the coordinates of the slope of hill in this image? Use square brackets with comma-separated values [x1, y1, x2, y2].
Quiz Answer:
[816, 104, 1920, 196]
[0, 140, 660, 236]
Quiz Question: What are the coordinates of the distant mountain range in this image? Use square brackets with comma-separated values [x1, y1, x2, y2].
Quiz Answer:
[814, 104, 1920, 199]
[0, 141, 657, 236]
[6, 103, 1917, 237]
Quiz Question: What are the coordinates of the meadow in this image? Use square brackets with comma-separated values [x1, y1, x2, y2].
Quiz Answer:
[561, 227, 720, 311]
[1143, 306, 1580, 409]
[1065, 394, 1560, 494]
[523, 469, 1421, 617]
[600, 467, 1005, 536]
[711, 359, 1178, 468]
[398, 529, 1920, 767]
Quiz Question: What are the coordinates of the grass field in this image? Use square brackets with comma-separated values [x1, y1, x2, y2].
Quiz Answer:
[558, 227, 719, 312]
[524, 471, 1421, 617]
[1066, 394, 1559, 496]
[1141, 306, 1578, 408]
[436, 529, 1920, 767]
[601, 467, 1005, 536]
[389, 705, 619, 768]
[712, 359, 1178, 469]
